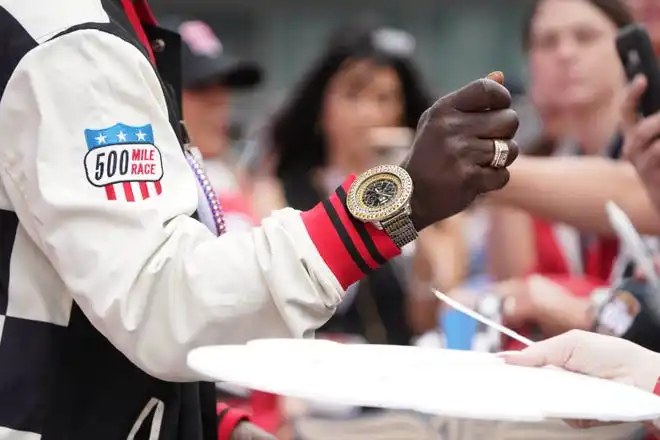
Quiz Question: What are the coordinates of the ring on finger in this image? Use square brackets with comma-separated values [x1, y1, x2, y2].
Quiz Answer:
[490, 139, 509, 168]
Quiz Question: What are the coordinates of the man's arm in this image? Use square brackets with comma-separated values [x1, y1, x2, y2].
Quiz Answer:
[0, 30, 399, 381]
[492, 156, 660, 236]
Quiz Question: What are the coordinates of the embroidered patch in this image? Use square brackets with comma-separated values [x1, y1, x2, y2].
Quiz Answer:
[84, 123, 163, 201]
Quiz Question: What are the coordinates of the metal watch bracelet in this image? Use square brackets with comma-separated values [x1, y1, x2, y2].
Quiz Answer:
[381, 212, 418, 248]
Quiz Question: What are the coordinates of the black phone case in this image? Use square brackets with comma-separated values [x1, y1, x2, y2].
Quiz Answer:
[616, 24, 660, 117]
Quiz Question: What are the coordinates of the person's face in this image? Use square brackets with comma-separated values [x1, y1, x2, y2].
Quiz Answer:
[321, 58, 404, 169]
[628, 0, 660, 54]
[528, 0, 624, 112]
[182, 85, 230, 158]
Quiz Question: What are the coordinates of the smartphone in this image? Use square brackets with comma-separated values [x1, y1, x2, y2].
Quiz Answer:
[616, 24, 660, 117]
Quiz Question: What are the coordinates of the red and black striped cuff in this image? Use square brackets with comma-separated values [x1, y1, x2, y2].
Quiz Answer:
[217, 403, 251, 440]
[300, 175, 401, 290]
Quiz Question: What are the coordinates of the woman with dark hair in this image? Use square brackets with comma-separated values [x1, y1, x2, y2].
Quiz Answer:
[269, 23, 431, 213]
[242, 21, 467, 347]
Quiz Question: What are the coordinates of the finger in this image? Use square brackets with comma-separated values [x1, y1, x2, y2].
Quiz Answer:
[502, 296, 517, 316]
[467, 108, 519, 139]
[627, 111, 660, 159]
[440, 78, 512, 113]
[464, 138, 519, 167]
[471, 167, 510, 193]
[635, 139, 660, 176]
[621, 74, 647, 135]
[563, 419, 616, 429]
[499, 331, 578, 367]
[564, 419, 590, 429]
[501, 139, 519, 167]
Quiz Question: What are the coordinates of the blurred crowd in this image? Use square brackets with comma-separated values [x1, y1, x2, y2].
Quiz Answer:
[163, 0, 660, 438]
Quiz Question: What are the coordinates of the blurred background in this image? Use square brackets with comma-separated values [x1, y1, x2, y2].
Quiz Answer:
[153, 0, 528, 136]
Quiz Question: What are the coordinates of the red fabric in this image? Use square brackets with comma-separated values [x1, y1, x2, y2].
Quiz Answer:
[300, 175, 400, 289]
[217, 403, 251, 440]
[219, 192, 259, 225]
[645, 426, 660, 440]
[119, 0, 155, 64]
[133, 0, 157, 25]
[504, 218, 618, 351]
[645, 379, 660, 439]
[532, 219, 618, 282]
[249, 391, 282, 433]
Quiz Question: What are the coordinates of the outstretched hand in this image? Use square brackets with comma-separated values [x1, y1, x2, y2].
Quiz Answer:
[501, 330, 660, 429]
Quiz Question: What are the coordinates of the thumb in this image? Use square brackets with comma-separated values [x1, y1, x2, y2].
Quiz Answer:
[440, 71, 511, 113]
[487, 71, 505, 85]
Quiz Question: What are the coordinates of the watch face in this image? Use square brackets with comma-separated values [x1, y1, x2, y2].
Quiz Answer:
[346, 164, 413, 222]
[362, 177, 398, 208]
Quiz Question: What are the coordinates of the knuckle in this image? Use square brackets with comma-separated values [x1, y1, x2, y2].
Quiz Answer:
[417, 109, 432, 129]
[432, 113, 462, 135]
[428, 99, 448, 117]
[478, 78, 490, 94]
[503, 108, 520, 133]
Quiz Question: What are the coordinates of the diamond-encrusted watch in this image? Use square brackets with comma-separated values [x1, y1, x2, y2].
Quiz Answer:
[346, 165, 417, 248]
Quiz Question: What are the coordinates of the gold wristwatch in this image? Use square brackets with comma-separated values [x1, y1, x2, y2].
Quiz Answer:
[346, 165, 418, 248]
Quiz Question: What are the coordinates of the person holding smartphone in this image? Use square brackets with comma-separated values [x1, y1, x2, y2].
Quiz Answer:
[489, 0, 660, 236]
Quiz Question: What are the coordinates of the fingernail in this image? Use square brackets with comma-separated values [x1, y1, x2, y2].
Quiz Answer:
[487, 71, 504, 84]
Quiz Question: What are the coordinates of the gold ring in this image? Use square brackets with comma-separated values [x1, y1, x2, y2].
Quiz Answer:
[490, 139, 509, 168]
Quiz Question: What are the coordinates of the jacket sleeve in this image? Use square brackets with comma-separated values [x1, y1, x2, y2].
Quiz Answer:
[0, 29, 400, 381]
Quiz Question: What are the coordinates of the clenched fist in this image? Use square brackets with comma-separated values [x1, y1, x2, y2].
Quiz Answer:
[405, 72, 519, 230]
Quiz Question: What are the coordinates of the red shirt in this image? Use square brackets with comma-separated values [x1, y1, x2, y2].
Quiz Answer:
[505, 218, 618, 351]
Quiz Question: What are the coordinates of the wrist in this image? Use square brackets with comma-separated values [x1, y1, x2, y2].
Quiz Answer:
[300, 175, 401, 290]
[409, 191, 428, 231]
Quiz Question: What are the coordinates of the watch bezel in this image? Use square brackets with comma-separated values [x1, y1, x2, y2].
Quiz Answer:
[346, 165, 414, 223]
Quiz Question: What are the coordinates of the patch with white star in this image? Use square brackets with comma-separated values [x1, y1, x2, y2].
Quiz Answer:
[83, 123, 163, 201]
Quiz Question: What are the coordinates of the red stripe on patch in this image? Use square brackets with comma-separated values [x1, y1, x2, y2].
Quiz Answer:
[123, 182, 135, 202]
[105, 185, 116, 200]
[139, 182, 149, 199]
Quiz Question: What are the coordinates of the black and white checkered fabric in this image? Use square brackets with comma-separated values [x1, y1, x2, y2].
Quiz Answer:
[0, 2, 218, 439]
